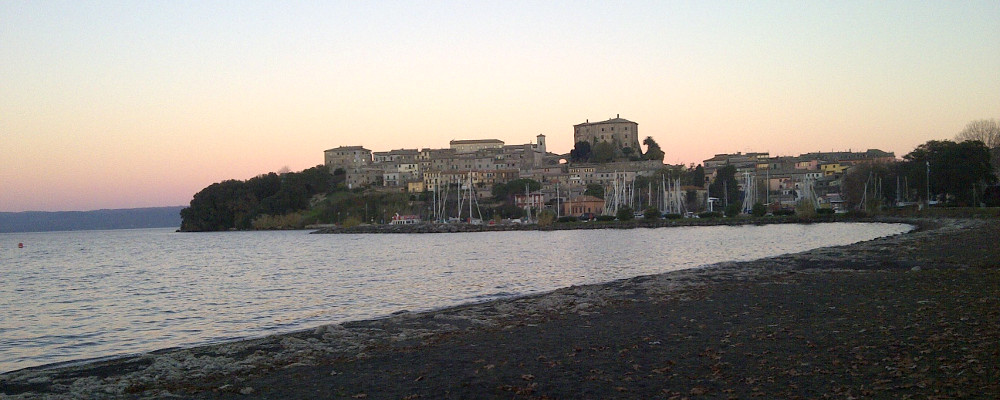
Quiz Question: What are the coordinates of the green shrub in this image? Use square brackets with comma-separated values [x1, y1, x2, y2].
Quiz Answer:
[845, 209, 869, 218]
[699, 211, 722, 219]
[663, 213, 683, 219]
[536, 210, 557, 227]
[772, 209, 795, 216]
[616, 207, 635, 221]
[795, 200, 817, 218]
[342, 216, 361, 228]
[816, 208, 835, 215]
[724, 203, 741, 218]
[751, 202, 767, 217]
[251, 212, 304, 230]
[596, 215, 616, 222]
[557, 216, 577, 223]
[643, 207, 661, 220]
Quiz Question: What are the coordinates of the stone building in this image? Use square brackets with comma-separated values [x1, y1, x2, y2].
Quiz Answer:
[573, 115, 641, 154]
[324, 146, 377, 189]
[324, 146, 372, 172]
[450, 139, 504, 153]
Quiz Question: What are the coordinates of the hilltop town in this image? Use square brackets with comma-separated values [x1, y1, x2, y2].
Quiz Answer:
[179, 116, 993, 231]
[323, 115, 895, 221]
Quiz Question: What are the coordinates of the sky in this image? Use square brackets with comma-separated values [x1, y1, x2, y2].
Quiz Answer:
[2, 1, 998, 212]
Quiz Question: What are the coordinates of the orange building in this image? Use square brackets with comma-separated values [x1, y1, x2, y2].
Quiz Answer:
[562, 195, 606, 217]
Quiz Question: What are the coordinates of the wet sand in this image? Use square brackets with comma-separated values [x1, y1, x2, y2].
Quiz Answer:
[2, 218, 998, 399]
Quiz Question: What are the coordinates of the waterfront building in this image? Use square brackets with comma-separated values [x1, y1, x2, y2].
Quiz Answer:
[514, 192, 546, 210]
[389, 214, 421, 225]
[562, 195, 605, 217]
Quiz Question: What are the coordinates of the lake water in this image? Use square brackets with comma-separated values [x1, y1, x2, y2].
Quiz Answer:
[0, 223, 911, 373]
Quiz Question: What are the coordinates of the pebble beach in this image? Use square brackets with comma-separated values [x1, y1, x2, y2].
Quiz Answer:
[2, 218, 997, 399]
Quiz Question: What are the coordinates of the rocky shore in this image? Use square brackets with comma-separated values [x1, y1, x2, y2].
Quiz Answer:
[2, 218, 997, 399]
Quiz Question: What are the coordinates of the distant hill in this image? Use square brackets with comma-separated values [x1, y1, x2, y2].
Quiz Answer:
[0, 206, 185, 233]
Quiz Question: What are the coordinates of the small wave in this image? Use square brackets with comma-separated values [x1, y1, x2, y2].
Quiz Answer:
[472, 291, 519, 300]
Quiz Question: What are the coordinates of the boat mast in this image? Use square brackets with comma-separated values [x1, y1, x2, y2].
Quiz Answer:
[468, 171, 473, 223]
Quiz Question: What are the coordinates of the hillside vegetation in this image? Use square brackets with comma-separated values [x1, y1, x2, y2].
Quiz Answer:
[179, 166, 422, 231]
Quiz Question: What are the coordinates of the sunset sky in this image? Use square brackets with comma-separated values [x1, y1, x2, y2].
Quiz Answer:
[2, 1, 998, 212]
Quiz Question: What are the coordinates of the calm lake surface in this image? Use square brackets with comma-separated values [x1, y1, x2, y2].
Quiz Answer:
[0, 223, 910, 373]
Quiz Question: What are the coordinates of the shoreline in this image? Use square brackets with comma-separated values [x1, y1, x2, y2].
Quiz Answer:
[2, 218, 997, 399]
[311, 215, 871, 234]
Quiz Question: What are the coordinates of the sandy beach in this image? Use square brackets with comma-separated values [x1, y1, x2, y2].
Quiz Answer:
[2, 218, 997, 399]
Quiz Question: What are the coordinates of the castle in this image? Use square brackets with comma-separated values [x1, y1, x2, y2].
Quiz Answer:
[573, 115, 641, 155]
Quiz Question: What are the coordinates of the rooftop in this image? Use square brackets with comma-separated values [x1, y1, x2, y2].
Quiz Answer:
[450, 139, 505, 145]
[574, 114, 636, 127]
[325, 146, 370, 152]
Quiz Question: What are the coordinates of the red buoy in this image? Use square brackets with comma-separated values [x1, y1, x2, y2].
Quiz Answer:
[18, 243, 24, 248]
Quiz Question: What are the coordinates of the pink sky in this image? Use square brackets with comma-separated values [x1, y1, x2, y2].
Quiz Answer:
[2, 1, 998, 212]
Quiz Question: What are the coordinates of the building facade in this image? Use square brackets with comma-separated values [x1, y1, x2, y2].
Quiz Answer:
[324, 146, 372, 172]
[573, 115, 641, 153]
[450, 139, 504, 153]
[562, 195, 605, 217]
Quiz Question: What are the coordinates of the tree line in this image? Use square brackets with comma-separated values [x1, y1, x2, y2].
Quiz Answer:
[180, 165, 339, 231]
[570, 136, 665, 163]
[842, 139, 998, 209]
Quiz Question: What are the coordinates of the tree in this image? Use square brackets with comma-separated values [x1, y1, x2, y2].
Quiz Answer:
[255, 165, 335, 217]
[584, 183, 605, 199]
[708, 165, 741, 208]
[643, 206, 661, 220]
[643, 136, 665, 162]
[491, 203, 526, 219]
[751, 202, 767, 217]
[686, 189, 700, 211]
[591, 141, 616, 163]
[684, 164, 705, 187]
[570, 141, 592, 163]
[901, 140, 997, 205]
[794, 199, 816, 218]
[840, 162, 900, 211]
[616, 206, 634, 221]
[180, 165, 337, 231]
[491, 178, 541, 202]
[955, 119, 1000, 177]
[180, 179, 256, 231]
[536, 210, 556, 226]
[955, 119, 1000, 148]
[724, 202, 741, 218]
